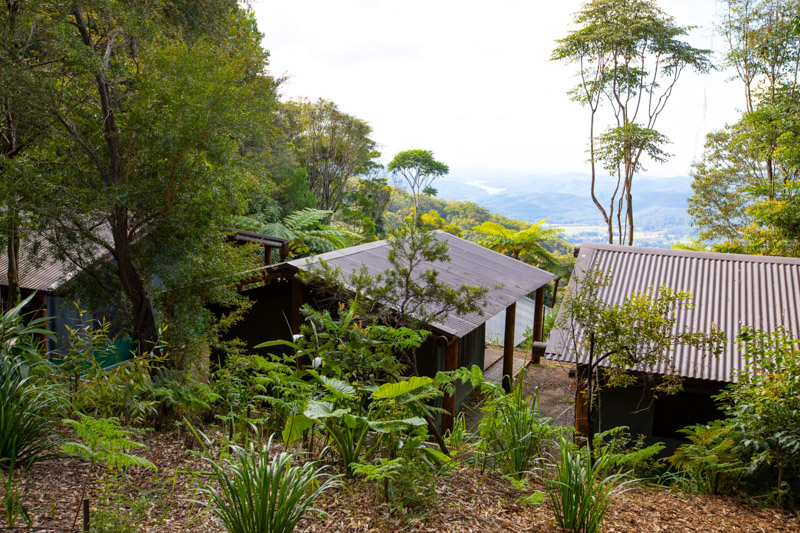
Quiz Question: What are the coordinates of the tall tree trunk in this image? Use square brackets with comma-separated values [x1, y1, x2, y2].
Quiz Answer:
[75, 5, 159, 352]
[6, 202, 20, 310]
[588, 106, 613, 244]
[111, 207, 158, 351]
[626, 178, 634, 246]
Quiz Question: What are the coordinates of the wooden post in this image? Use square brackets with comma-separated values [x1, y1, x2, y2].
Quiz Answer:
[83, 498, 90, 532]
[502, 302, 516, 393]
[574, 364, 589, 442]
[290, 277, 304, 334]
[441, 337, 459, 435]
[531, 286, 545, 364]
[264, 245, 272, 266]
[280, 245, 289, 262]
[34, 292, 49, 351]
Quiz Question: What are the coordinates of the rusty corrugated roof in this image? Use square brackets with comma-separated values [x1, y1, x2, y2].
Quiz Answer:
[281, 231, 558, 339]
[546, 243, 800, 383]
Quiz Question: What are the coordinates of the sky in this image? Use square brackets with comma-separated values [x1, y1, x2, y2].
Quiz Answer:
[251, 0, 744, 180]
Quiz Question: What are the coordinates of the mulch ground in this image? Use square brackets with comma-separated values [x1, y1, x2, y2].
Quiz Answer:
[3, 423, 798, 532]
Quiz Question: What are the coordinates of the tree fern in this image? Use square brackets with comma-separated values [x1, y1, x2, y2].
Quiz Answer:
[472, 219, 559, 267]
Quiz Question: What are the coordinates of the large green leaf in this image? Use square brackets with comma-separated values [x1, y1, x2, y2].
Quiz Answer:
[282, 414, 314, 444]
[304, 400, 349, 420]
[368, 417, 427, 433]
[319, 376, 356, 398]
[372, 376, 434, 400]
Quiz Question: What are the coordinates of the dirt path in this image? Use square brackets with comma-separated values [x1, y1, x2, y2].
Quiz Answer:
[521, 358, 575, 427]
[459, 347, 575, 431]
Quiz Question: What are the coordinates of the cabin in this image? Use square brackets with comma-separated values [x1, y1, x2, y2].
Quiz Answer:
[225, 230, 558, 432]
[546, 243, 800, 452]
[0, 229, 289, 364]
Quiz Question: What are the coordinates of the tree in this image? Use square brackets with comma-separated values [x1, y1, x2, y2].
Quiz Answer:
[387, 150, 449, 224]
[237, 207, 360, 257]
[689, 0, 800, 252]
[717, 326, 800, 501]
[337, 173, 392, 240]
[471, 220, 561, 266]
[0, 2, 59, 309]
[33, 2, 278, 355]
[555, 269, 724, 456]
[300, 220, 487, 375]
[553, 0, 711, 245]
[285, 99, 381, 213]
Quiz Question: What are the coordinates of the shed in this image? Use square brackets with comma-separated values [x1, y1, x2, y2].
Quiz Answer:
[546, 243, 800, 451]
[228, 231, 557, 432]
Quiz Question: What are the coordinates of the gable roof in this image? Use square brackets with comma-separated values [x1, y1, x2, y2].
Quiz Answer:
[1, 228, 288, 295]
[276, 231, 558, 339]
[0, 237, 102, 294]
[546, 243, 800, 383]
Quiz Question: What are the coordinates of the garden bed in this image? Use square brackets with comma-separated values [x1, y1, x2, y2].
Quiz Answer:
[5, 425, 799, 532]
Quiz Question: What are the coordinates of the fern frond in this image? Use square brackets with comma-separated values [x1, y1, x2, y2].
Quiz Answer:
[284, 208, 332, 231]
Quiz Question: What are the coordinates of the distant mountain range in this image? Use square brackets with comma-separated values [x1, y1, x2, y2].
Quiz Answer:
[434, 173, 696, 248]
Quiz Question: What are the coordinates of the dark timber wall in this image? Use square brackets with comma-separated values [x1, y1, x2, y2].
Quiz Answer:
[592, 377, 727, 455]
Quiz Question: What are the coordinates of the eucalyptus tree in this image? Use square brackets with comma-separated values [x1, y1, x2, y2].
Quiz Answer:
[553, 0, 711, 245]
[35, 1, 278, 355]
[284, 99, 381, 213]
[387, 150, 449, 224]
[688, 0, 800, 250]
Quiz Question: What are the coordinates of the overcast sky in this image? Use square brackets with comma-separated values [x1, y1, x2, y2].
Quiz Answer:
[252, 0, 744, 180]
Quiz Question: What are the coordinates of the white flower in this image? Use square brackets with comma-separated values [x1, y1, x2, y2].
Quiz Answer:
[312, 356, 323, 369]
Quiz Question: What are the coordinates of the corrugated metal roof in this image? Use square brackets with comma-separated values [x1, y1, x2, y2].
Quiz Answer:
[546, 243, 800, 383]
[0, 239, 78, 293]
[283, 231, 558, 338]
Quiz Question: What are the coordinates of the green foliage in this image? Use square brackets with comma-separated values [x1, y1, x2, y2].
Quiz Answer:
[472, 219, 562, 267]
[61, 414, 156, 473]
[553, 0, 711, 245]
[338, 175, 392, 240]
[0, 297, 59, 471]
[24, 0, 278, 351]
[0, 357, 59, 472]
[57, 312, 164, 425]
[193, 430, 339, 533]
[283, 98, 381, 213]
[239, 207, 361, 257]
[388, 150, 449, 220]
[557, 268, 725, 395]
[295, 302, 410, 383]
[298, 221, 487, 379]
[478, 381, 557, 479]
[301, 374, 435, 478]
[547, 435, 626, 533]
[516, 491, 547, 507]
[0, 293, 52, 365]
[666, 421, 744, 495]
[1, 461, 31, 527]
[719, 327, 800, 502]
[592, 426, 665, 479]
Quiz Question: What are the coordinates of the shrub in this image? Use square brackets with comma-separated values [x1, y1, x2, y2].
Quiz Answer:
[547, 434, 625, 533]
[0, 357, 59, 471]
[479, 381, 556, 479]
[593, 426, 665, 479]
[717, 327, 800, 504]
[195, 431, 339, 533]
[665, 421, 744, 495]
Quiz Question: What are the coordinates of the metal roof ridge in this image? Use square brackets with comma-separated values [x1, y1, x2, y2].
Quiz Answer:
[578, 242, 800, 266]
